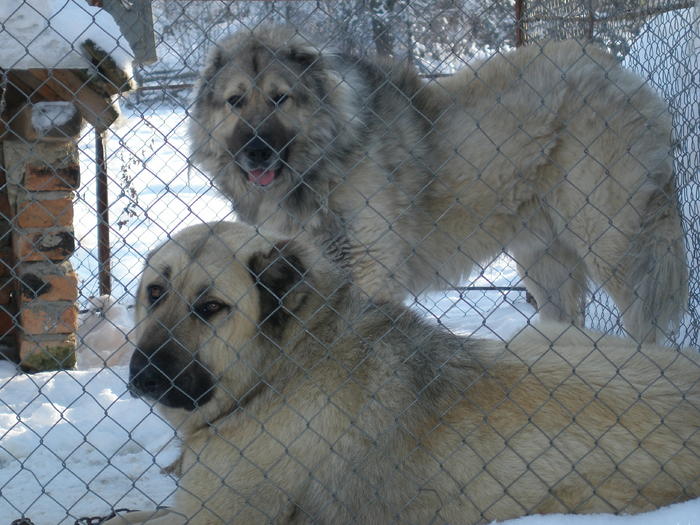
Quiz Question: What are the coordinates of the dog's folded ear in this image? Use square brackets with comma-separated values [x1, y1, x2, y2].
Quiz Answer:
[247, 241, 308, 338]
[286, 40, 321, 69]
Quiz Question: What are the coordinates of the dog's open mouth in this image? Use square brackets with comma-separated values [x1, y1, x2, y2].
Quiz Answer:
[238, 140, 290, 187]
[248, 168, 278, 187]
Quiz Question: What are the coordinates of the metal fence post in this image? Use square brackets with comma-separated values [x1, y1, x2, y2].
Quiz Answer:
[95, 129, 111, 297]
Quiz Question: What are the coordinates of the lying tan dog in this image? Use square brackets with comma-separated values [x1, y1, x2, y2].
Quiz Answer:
[108, 222, 700, 524]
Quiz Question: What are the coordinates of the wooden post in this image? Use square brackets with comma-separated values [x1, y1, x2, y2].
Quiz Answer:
[95, 129, 111, 297]
[515, 0, 526, 47]
[586, 0, 595, 40]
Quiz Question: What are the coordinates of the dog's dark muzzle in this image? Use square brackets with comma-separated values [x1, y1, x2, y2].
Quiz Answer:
[235, 133, 291, 187]
[128, 339, 215, 411]
[244, 136, 276, 166]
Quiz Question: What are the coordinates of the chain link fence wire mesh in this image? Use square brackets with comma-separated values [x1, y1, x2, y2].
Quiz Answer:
[0, 0, 699, 523]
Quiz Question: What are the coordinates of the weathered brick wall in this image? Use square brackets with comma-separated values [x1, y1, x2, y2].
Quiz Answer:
[3, 141, 80, 371]
[0, 147, 18, 362]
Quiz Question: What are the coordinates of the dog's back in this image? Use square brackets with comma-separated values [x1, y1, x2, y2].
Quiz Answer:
[432, 41, 687, 342]
[326, 314, 700, 522]
[461, 324, 700, 517]
[213, 296, 700, 523]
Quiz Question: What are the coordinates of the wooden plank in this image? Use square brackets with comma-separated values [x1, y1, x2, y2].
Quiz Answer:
[1, 73, 47, 140]
[9, 70, 64, 102]
[4, 68, 122, 132]
[23, 69, 75, 101]
[53, 70, 119, 130]
[28, 69, 118, 131]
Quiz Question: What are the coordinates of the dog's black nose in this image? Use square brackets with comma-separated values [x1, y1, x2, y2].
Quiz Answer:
[129, 362, 171, 399]
[245, 136, 274, 164]
[128, 341, 215, 411]
[128, 347, 169, 399]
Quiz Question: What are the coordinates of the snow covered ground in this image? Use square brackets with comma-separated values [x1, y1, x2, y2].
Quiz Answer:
[0, 360, 179, 523]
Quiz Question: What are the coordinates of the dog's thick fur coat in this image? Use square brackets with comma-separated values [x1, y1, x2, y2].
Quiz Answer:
[189, 27, 688, 342]
[111, 222, 700, 525]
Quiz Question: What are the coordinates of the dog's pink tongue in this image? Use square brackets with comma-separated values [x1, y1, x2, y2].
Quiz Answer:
[248, 169, 276, 186]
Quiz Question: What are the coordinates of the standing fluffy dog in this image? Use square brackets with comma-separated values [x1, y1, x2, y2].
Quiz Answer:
[189, 27, 688, 342]
[111, 222, 699, 525]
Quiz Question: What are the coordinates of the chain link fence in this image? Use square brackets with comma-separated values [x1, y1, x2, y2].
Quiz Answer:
[1, 0, 699, 523]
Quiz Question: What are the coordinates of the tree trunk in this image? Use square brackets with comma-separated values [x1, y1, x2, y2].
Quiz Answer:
[370, 0, 396, 56]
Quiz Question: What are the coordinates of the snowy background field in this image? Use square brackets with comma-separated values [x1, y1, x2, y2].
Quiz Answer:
[1, 1, 699, 524]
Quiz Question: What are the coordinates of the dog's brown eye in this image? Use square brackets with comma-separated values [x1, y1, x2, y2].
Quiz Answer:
[227, 95, 244, 108]
[271, 93, 288, 106]
[146, 285, 166, 307]
[194, 301, 229, 320]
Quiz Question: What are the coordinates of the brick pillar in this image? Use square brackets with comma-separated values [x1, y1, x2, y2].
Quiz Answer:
[4, 141, 80, 371]
[0, 149, 18, 362]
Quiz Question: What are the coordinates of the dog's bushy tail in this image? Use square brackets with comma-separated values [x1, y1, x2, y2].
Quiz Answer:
[626, 181, 688, 343]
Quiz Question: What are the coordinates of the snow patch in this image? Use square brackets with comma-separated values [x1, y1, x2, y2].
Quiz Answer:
[30, 101, 78, 132]
[76, 295, 135, 369]
[0, 0, 134, 73]
[496, 499, 700, 524]
[0, 361, 178, 524]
